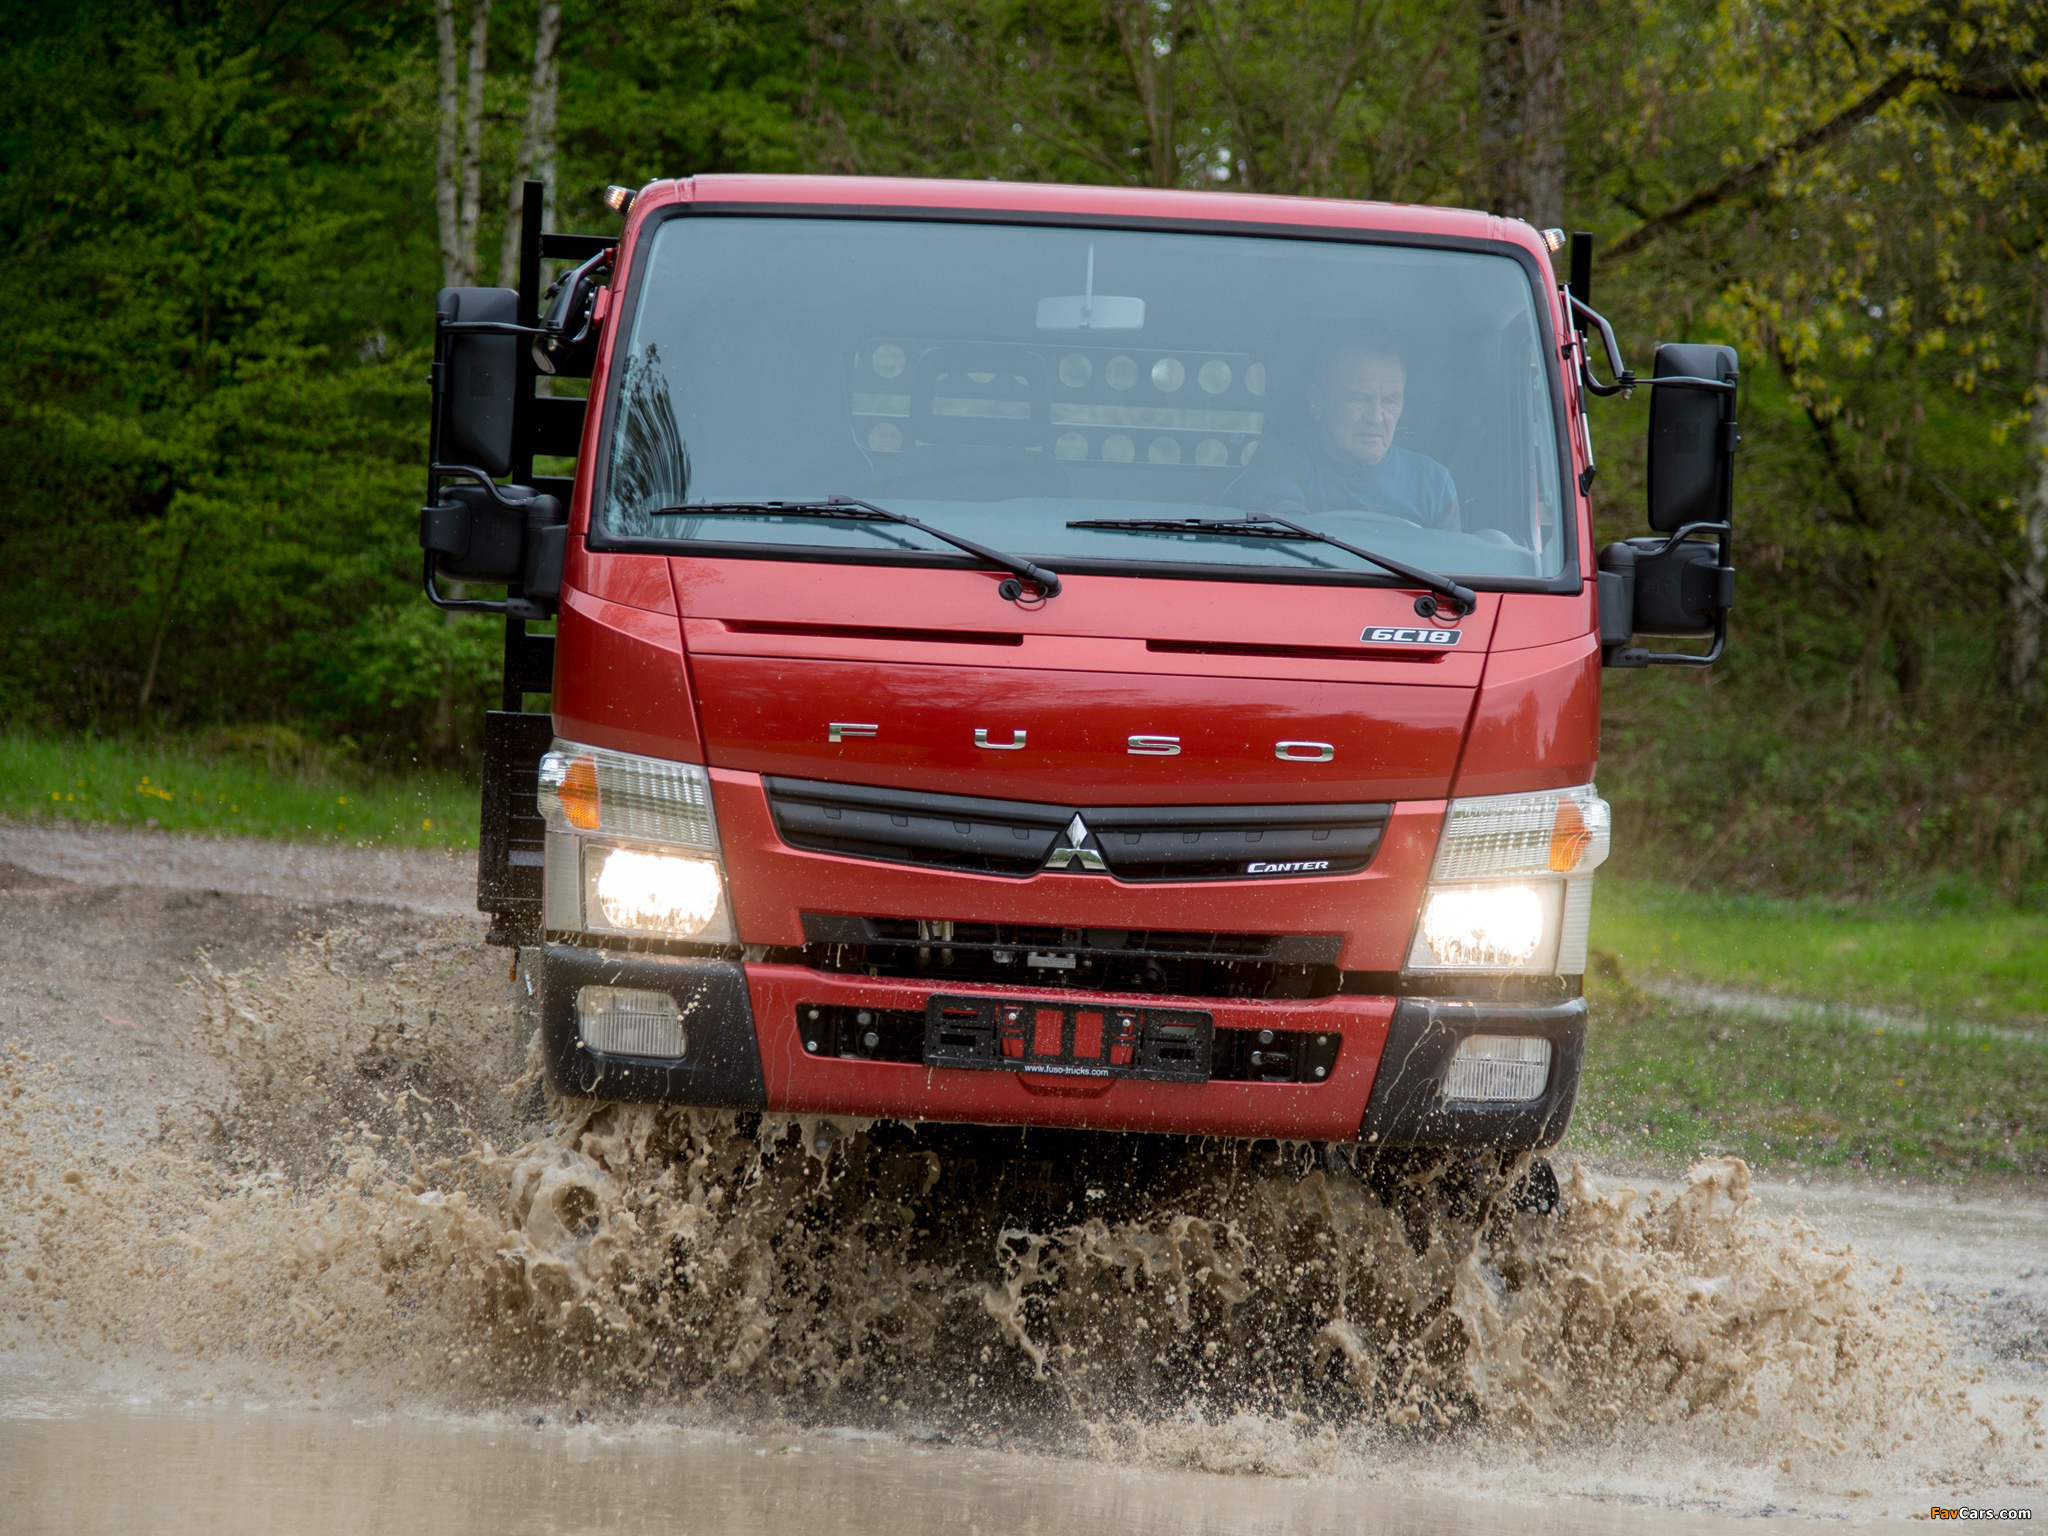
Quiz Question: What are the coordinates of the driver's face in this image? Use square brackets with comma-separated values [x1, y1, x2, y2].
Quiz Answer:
[1309, 351, 1405, 466]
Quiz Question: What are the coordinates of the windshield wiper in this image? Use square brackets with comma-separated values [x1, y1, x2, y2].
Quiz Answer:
[1066, 513, 1475, 616]
[650, 497, 1060, 601]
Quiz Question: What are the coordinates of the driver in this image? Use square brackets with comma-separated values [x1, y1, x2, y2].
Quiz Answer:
[1226, 324, 1458, 529]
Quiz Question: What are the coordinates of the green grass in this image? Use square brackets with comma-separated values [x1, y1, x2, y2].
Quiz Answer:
[1590, 879, 2048, 1026]
[1566, 977, 2048, 1177]
[0, 731, 478, 848]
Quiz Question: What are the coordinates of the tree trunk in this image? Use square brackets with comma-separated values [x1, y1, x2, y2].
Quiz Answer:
[1107, 0, 1192, 189]
[498, 0, 563, 287]
[137, 535, 194, 717]
[435, 0, 461, 288]
[1476, 0, 1566, 228]
[2011, 248, 2048, 706]
[456, 0, 493, 286]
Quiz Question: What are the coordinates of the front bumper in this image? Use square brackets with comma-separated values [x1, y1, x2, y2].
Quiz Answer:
[536, 943, 1582, 1147]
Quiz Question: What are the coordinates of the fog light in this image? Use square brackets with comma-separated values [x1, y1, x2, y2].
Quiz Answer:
[1442, 1035, 1551, 1102]
[1418, 884, 1548, 967]
[589, 847, 724, 937]
[577, 986, 685, 1058]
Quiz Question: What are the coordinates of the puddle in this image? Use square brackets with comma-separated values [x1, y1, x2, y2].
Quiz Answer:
[0, 926, 2041, 1528]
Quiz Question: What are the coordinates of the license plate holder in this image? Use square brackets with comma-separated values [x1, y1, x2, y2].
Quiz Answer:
[924, 995, 1212, 1083]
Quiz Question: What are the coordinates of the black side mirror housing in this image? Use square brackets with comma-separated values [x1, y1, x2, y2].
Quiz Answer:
[1647, 342, 1738, 532]
[532, 250, 610, 378]
[1602, 342, 1738, 668]
[420, 483, 536, 584]
[522, 495, 568, 600]
[434, 287, 520, 477]
[419, 485, 566, 619]
[1602, 537, 1734, 638]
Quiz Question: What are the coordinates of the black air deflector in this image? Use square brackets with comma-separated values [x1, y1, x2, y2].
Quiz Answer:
[766, 779, 1069, 875]
[764, 777, 1389, 881]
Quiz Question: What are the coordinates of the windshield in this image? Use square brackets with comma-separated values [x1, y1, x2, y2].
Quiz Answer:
[598, 216, 1568, 584]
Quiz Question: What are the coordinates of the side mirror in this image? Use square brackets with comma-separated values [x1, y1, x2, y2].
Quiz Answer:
[421, 482, 530, 583]
[532, 249, 610, 378]
[434, 287, 520, 476]
[420, 486, 565, 617]
[1601, 342, 1740, 668]
[1646, 342, 1738, 532]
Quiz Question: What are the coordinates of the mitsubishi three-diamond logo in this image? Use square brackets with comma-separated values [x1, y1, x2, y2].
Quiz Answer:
[1044, 813, 1107, 871]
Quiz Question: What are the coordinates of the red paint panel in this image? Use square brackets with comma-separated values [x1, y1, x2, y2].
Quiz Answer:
[750, 964, 1391, 1139]
[1491, 590, 1597, 654]
[552, 587, 703, 762]
[1451, 632, 1602, 798]
[1074, 1010, 1105, 1061]
[692, 656, 1465, 804]
[684, 619, 1484, 691]
[712, 769, 1443, 973]
[671, 558, 1496, 675]
[560, 542, 676, 614]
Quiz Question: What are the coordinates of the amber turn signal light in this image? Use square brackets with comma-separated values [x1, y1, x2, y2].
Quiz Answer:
[558, 757, 601, 830]
[1548, 799, 1591, 871]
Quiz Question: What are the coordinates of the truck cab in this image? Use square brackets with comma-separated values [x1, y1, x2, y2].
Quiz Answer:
[423, 175, 1737, 1151]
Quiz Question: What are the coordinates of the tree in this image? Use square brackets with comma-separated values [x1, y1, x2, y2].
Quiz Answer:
[498, 0, 562, 286]
[1475, 0, 1566, 226]
[436, 0, 492, 287]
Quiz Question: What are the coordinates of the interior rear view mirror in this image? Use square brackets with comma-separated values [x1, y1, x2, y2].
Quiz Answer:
[1646, 342, 1738, 533]
[1036, 294, 1145, 330]
[434, 287, 519, 477]
[1036, 243, 1144, 330]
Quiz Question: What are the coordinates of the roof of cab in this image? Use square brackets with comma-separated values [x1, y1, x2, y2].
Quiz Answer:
[627, 174, 1540, 261]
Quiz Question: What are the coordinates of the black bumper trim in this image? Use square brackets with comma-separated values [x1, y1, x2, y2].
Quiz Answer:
[1355, 997, 1585, 1149]
[538, 942, 767, 1107]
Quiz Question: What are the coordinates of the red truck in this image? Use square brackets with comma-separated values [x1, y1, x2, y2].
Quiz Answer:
[422, 175, 1736, 1161]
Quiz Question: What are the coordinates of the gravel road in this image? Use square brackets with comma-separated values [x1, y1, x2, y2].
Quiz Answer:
[0, 818, 487, 1137]
[0, 817, 475, 913]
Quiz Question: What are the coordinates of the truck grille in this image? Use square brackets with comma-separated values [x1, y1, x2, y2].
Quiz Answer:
[764, 777, 1388, 882]
[794, 915, 1342, 1001]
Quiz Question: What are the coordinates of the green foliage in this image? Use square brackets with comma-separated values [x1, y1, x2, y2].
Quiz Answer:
[0, 0, 2042, 898]
[0, 729, 478, 847]
[1569, 981, 2048, 1177]
[1592, 879, 2048, 1023]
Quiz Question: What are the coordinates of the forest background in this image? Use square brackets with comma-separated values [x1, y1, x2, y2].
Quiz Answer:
[1, 0, 2045, 903]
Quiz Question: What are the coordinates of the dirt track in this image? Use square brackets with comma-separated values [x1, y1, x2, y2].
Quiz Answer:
[0, 818, 487, 1139]
[0, 815, 2041, 1530]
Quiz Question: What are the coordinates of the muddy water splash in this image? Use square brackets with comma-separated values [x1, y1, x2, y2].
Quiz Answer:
[1, 928, 2041, 1504]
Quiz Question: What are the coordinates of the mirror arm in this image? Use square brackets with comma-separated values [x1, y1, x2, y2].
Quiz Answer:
[429, 462, 537, 508]
[1648, 374, 1738, 395]
[1567, 294, 1636, 398]
[424, 551, 519, 615]
[439, 320, 549, 336]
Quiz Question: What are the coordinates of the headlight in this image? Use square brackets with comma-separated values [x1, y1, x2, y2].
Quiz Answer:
[1419, 883, 1557, 968]
[1407, 786, 1610, 974]
[538, 740, 735, 944]
[588, 846, 726, 938]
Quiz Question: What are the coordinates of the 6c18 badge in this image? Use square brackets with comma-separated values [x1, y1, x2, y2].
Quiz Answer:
[1361, 626, 1463, 647]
